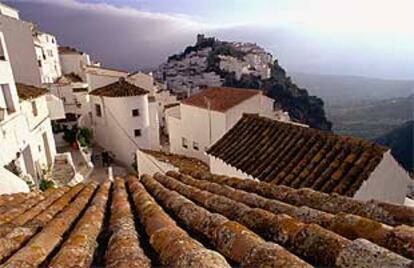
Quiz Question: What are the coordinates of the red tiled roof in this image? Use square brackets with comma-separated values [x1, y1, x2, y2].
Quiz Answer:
[182, 87, 260, 112]
[207, 114, 388, 196]
[0, 171, 412, 267]
[16, 83, 49, 100]
[89, 78, 149, 98]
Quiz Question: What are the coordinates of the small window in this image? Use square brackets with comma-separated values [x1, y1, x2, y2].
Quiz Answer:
[182, 137, 188, 149]
[32, 101, 38, 117]
[61, 97, 66, 103]
[37, 60, 42, 67]
[51, 38, 55, 44]
[95, 104, 102, 117]
[132, 109, 140, 117]
[134, 129, 142, 137]
[193, 142, 199, 151]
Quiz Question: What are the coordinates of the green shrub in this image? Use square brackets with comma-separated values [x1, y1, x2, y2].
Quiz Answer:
[77, 128, 93, 148]
[39, 179, 55, 191]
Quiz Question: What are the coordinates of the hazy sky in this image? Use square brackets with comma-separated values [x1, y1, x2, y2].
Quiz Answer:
[7, 0, 414, 79]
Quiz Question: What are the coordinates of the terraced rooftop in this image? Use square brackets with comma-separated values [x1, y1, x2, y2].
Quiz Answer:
[0, 171, 412, 267]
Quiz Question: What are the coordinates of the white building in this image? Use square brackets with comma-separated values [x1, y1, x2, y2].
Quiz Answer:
[89, 78, 160, 166]
[49, 73, 89, 119]
[0, 2, 19, 19]
[167, 87, 285, 162]
[33, 31, 62, 84]
[0, 31, 58, 192]
[0, 8, 42, 86]
[207, 114, 411, 204]
[58, 46, 98, 82]
[85, 65, 128, 91]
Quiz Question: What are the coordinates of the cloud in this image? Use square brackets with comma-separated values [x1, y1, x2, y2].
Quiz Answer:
[8, 0, 209, 71]
[6, 0, 414, 79]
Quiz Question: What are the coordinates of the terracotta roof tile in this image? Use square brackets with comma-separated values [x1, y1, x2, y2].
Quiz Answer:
[89, 78, 149, 97]
[208, 114, 388, 196]
[182, 87, 261, 112]
[16, 83, 49, 101]
[0, 171, 412, 266]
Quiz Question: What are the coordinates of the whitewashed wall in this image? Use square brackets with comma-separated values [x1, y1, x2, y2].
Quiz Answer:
[86, 67, 127, 91]
[91, 94, 159, 166]
[168, 104, 226, 162]
[225, 93, 274, 130]
[168, 93, 275, 162]
[0, 3, 19, 19]
[36, 32, 61, 84]
[59, 53, 91, 81]
[0, 15, 42, 86]
[0, 167, 29, 194]
[354, 151, 411, 204]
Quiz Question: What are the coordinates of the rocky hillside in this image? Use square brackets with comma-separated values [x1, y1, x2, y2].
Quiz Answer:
[156, 35, 332, 131]
[375, 120, 413, 173]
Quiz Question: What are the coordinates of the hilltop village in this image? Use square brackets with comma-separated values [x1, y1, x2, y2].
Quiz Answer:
[0, 3, 413, 267]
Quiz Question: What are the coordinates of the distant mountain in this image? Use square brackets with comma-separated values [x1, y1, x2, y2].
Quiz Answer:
[375, 121, 413, 173]
[327, 95, 413, 139]
[156, 35, 332, 131]
[290, 72, 414, 106]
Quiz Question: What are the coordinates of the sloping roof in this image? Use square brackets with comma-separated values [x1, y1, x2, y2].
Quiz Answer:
[182, 87, 260, 112]
[16, 83, 49, 100]
[55, 73, 83, 84]
[58, 46, 82, 55]
[89, 78, 149, 98]
[0, 173, 412, 267]
[208, 114, 388, 197]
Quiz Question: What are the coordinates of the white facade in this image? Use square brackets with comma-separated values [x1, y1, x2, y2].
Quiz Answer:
[353, 151, 411, 204]
[90, 93, 160, 166]
[209, 146, 410, 205]
[0, 32, 57, 191]
[49, 81, 89, 117]
[168, 92, 276, 162]
[33, 31, 62, 84]
[85, 66, 128, 91]
[0, 2, 19, 19]
[59, 48, 92, 81]
[0, 14, 42, 86]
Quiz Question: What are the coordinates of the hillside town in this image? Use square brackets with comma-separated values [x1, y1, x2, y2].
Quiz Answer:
[0, 2, 413, 267]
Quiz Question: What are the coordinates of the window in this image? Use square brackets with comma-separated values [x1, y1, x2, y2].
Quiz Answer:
[182, 137, 188, 149]
[32, 101, 38, 117]
[95, 104, 102, 117]
[193, 142, 199, 151]
[132, 108, 140, 117]
[134, 129, 142, 137]
[51, 38, 55, 44]
[0, 38, 5, 61]
[37, 60, 42, 67]
[1, 84, 15, 114]
[61, 97, 66, 103]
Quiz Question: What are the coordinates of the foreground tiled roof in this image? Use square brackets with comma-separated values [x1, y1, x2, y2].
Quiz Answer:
[16, 83, 49, 101]
[208, 114, 388, 196]
[0, 171, 412, 267]
[89, 78, 149, 98]
[182, 87, 260, 112]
